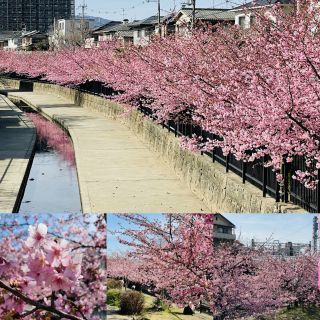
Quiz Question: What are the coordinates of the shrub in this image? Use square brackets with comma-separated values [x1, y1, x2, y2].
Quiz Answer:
[107, 278, 123, 290]
[107, 289, 121, 307]
[120, 291, 145, 315]
[152, 298, 170, 312]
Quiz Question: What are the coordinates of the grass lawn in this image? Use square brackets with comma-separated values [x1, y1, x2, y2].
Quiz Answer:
[142, 294, 211, 320]
[107, 288, 212, 320]
[271, 306, 320, 320]
[244, 306, 320, 320]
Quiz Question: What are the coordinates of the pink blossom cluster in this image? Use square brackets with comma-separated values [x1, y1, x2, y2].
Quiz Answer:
[0, 1, 320, 187]
[0, 214, 107, 320]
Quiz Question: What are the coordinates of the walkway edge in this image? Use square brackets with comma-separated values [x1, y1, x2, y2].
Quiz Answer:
[0, 95, 36, 213]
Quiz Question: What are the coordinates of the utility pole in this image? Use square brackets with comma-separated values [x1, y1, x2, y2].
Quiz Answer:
[147, 0, 161, 35]
[78, 0, 88, 43]
[158, 0, 161, 35]
[313, 216, 318, 253]
[191, 0, 196, 29]
[79, 0, 87, 20]
[182, 0, 196, 29]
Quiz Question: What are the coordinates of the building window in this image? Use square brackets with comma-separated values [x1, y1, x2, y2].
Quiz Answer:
[215, 226, 232, 235]
[250, 15, 255, 26]
[238, 16, 246, 28]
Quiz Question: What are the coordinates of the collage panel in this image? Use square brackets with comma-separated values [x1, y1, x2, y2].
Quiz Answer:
[0, 0, 320, 320]
[107, 214, 319, 320]
[0, 213, 107, 319]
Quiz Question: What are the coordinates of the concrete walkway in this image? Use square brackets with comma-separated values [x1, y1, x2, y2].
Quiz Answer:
[0, 95, 36, 212]
[7, 91, 208, 213]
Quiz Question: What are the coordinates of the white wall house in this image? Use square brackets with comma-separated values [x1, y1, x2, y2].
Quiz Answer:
[50, 18, 92, 48]
[133, 28, 153, 46]
[232, 0, 294, 29]
[235, 13, 255, 29]
[4, 37, 20, 51]
[0, 32, 22, 51]
[131, 16, 161, 46]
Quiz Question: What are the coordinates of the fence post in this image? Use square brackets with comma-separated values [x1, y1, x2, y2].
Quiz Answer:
[317, 170, 320, 213]
[242, 161, 247, 184]
[262, 156, 267, 197]
[212, 149, 215, 163]
[276, 175, 281, 202]
[283, 160, 290, 203]
[175, 122, 178, 137]
[226, 154, 230, 173]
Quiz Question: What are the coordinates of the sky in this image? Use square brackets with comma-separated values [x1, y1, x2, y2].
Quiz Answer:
[107, 214, 317, 253]
[75, 0, 242, 22]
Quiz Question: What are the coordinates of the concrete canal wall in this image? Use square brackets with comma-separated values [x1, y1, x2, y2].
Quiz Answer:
[2, 78, 304, 213]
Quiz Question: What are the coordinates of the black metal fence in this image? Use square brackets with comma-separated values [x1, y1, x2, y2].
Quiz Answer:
[2, 75, 319, 212]
[77, 81, 320, 213]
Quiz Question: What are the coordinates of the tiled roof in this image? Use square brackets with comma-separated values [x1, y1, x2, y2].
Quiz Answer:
[92, 21, 122, 33]
[232, 0, 294, 9]
[20, 30, 40, 37]
[0, 31, 22, 41]
[130, 15, 165, 27]
[96, 22, 135, 34]
[116, 30, 134, 38]
[201, 10, 237, 20]
[178, 8, 233, 21]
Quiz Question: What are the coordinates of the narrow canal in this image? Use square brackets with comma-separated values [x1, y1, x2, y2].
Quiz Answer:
[17, 103, 82, 213]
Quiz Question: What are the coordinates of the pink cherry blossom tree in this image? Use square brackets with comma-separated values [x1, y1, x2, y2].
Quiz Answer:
[1, 0, 320, 189]
[109, 214, 320, 319]
[0, 214, 107, 320]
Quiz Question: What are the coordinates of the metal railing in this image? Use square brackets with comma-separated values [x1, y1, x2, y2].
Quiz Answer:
[75, 81, 320, 213]
[2, 75, 318, 212]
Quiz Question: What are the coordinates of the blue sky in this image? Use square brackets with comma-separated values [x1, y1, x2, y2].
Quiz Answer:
[76, 0, 242, 21]
[108, 214, 317, 253]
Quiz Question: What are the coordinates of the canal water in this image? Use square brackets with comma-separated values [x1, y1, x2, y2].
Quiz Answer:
[17, 105, 82, 213]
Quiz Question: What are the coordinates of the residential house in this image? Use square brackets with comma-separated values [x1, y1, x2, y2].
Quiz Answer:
[91, 20, 122, 42]
[0, 32, 22, 51]
[213, 214, 236, 244]
[20, 31, 49, 51]
[93, 19, 135, 45]
[173, 7, 236, 35]
[130, 15, 164, 46]
[50, 18, 94, 48]
[232, 0, 294, 29]
[160, 14, 176, 37]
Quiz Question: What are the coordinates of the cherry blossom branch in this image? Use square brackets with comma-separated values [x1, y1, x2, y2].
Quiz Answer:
[14, 307, 39, 319]
[0, 281, 84, 320]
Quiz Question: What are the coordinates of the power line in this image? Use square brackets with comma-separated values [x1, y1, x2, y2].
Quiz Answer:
[78, 0, 87, 19]
[77, 1, 152, 17]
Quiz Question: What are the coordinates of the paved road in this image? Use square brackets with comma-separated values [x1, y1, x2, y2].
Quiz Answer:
[0, 95, 36, 212]
[7, 91, 208, 213]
